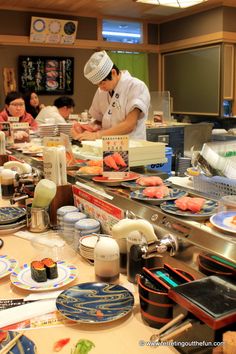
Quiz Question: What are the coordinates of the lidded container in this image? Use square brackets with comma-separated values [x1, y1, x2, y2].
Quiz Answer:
[94, 236, 120, 283]
[218, 195, 236, 212]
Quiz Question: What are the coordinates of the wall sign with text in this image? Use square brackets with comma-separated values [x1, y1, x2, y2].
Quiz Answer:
[18, 56, 74, 95]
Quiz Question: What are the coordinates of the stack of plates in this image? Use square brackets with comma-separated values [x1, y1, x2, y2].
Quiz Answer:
[79, 234, 99, 261]
[62, 212, 87, 245]
[58, 123, 73, 138]
[0, 207, 27, 235]
[38, 124, 57, 137]
[56, 205, 79, 233]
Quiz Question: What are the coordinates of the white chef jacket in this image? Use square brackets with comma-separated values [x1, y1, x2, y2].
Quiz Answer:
[35, 106, 66, 125]
[89, 71, 150, 140]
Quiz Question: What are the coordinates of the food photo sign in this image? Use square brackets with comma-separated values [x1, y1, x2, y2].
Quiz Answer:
[30, 16, 78, 45]
[102, 135, 129, 178]
[18, 56, 74, 95]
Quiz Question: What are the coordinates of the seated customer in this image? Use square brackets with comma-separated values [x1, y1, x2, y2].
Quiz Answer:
[35, 96, 75, 125]
[24, 90, 45, 119]
[0, 91, 38, 130]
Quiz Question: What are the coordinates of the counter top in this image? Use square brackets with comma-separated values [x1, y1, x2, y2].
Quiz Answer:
[0, 199, 178, 354]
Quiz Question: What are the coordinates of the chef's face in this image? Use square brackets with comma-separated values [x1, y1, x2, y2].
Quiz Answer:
[30, 93, 39, 108]
[7, 98, 25, 117]
[97, 69, 117, 91]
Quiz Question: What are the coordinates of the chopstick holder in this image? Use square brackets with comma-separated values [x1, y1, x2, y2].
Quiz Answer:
[0, 332, 24, 354]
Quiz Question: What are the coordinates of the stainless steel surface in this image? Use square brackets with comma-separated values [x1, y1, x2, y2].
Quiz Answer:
[9, 149, 236, 270]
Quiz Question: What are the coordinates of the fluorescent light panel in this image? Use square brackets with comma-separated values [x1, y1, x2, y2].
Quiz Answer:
[136, 0, 207, 8]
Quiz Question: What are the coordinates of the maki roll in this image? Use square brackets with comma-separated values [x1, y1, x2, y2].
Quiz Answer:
[31, 261, 47, 282]
[42, 258, 58, 279]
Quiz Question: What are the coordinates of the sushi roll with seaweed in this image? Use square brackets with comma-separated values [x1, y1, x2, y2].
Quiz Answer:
[31, 261, 47, 282]
[42, 258, 58, 279]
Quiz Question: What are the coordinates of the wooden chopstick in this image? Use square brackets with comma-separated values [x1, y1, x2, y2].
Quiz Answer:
[0, 332, 24, 354]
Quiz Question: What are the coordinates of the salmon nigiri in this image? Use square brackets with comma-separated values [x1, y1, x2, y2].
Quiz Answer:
[112, 152, 127, 167]
[104, 155, 119, 170]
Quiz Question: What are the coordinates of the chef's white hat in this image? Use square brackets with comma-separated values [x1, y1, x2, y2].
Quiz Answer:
[84, 50, 113, 85]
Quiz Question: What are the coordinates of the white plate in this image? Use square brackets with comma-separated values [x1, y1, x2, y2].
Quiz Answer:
[0, 255, 17, 279]
[210, 211, 236, 234]
[10, 261, 77, 291]
[80, 235, 99, 248]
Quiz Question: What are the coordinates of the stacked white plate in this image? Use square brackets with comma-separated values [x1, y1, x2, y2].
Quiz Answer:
[74, 218, 101, 248]
[58, 123, 73, 137]
[62, 212, 87, 245]
[38, 124, 57, 137]
[79, 234, 99, 261]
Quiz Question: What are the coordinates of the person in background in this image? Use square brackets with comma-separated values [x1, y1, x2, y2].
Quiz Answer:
[0, 91, 38, 130]
[23, 90, 45, 119]
[35, 96, 75, 125]
[72, 50, 150, 141]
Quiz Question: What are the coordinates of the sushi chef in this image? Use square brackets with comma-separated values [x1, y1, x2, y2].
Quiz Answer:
[72, 50, 150, 141]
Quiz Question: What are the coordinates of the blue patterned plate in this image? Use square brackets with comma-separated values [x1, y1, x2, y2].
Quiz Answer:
[0, 330, 36, 354]
[210, 211, 236, 233]
[0, 207, 26, 225]
[56, 282, 134, 323]
[0, 255, 17, 279]
[130, 188, 187, 205]
[10, 261, 77, 291]
[160, 199, 218, 219]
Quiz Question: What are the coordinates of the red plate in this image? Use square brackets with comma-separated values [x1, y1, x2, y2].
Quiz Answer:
[92, 172, 140, 186]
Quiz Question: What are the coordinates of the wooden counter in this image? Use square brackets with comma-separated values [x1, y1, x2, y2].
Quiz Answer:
[0, 202, 178, 354]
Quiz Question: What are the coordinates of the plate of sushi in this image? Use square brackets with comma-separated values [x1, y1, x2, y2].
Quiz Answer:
[0, 330, 36, 354]
[160, 196, 218, 219]
[210, 211, 236, 234]
[0, 255, 17, 279]
[130, 187, 187, 205]
[56, 282, 134, 324]
[10, 259, 77, 291]
[0, 207, 26, 225]
[122, 175, 172, 190]
[92, 172, 140, 186]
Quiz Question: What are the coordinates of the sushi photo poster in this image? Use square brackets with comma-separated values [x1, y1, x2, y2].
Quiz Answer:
[102, 135, 129, 178]
[18, 56, 74, 95]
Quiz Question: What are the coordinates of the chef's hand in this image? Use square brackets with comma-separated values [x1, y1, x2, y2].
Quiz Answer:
[77, 131, 101, 141]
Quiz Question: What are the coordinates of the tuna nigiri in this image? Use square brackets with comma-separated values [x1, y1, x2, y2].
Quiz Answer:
[137, 176, 164, 186]
[175, 196, 206, 213]
[112, 152, 127, 167]
[143, 185, 169, 199]
[175, 196, 191, 211]
[104, 155, 119, 170]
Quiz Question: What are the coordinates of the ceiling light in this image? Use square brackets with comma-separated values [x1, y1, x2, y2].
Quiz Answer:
[135, 0, 207, 8]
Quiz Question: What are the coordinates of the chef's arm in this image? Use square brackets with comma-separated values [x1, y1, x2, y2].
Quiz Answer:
[97, 108, 140, 138]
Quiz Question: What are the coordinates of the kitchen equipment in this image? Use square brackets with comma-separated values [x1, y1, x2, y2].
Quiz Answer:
[29, 207, 50, 233]
[112, 218, 178, 283]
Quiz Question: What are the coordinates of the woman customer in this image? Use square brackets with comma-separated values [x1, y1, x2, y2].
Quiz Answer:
[24, 90, 45, 119]
[0, 91, 38, 130]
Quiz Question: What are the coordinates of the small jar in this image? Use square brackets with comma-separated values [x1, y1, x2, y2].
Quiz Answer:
[218, 195, 236, 212]
[94, 236, 120, 283]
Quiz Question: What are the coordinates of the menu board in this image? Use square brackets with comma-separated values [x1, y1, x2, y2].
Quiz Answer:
[30, 17, 78, 45]
[18, 56, 74, 95]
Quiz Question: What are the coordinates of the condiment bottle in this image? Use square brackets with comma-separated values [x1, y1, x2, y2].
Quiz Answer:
[94, 236, 120, 283]
[1, 169, 15, 198]
[127, 231, 146, 284]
